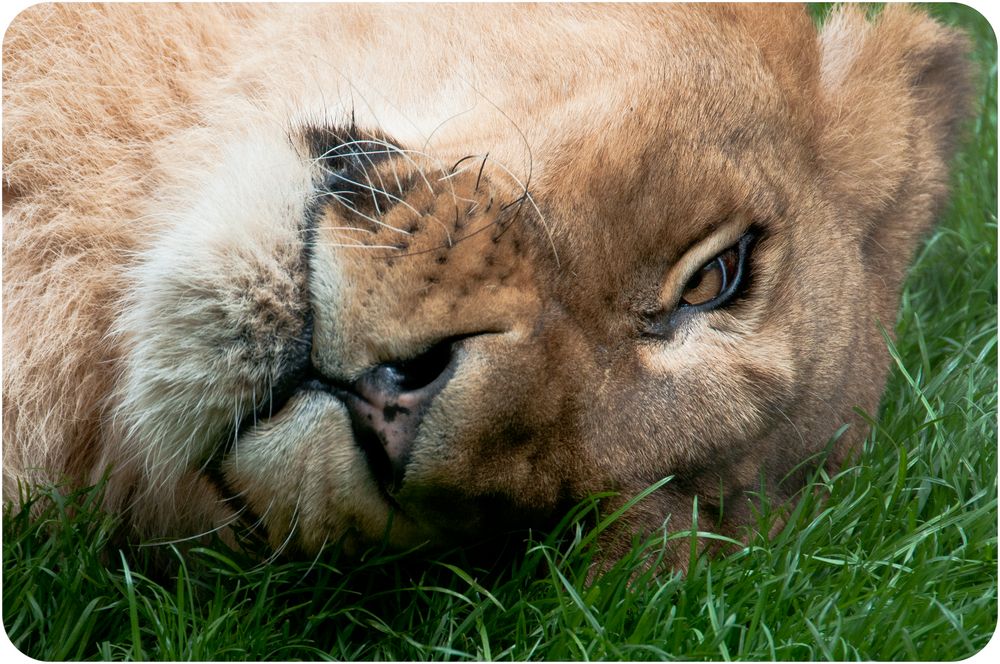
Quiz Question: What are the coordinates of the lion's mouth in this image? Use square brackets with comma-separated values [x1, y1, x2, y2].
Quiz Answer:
[234, 370, 396, 494]
[235, 335, 466, 495]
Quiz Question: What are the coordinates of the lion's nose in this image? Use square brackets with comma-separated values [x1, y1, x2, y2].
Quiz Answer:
[341, 338, 458, 491]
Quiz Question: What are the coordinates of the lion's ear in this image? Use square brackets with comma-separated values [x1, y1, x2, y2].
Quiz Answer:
[816, 5, 973, 281]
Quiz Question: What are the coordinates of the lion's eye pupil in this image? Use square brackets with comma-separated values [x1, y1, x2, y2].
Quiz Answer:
[681, 259, 725, 306]
[681, 247, 740, 307]
[644, 231, 755, 337]
[673, 230, 756, 312]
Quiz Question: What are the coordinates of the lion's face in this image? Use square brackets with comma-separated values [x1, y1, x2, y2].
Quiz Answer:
[3, 4, 970, 560]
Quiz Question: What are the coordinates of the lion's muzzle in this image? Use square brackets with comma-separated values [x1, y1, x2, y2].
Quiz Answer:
[313, 335, 477, 493]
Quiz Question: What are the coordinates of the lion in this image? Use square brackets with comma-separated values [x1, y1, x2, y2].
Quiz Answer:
[2, 4, 972, 564]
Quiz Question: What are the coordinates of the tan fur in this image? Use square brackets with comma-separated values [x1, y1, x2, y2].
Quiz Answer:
[3, 4, 971, 562]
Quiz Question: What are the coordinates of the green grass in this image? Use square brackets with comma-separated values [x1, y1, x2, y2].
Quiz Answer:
[3, 5, 996, 661]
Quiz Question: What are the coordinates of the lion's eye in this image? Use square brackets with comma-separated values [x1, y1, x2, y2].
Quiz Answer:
[681, 251, 735, 306]
[678, 232, 754, 311]
[643, 230, 757, 339]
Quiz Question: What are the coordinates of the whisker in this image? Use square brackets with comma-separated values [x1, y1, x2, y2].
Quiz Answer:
[475, 152, 489, 193]
[313, 140, 437, 197]
[264, 499, 302, 565]
[324, 189, 413, 236]
[449, 154, 480, 173]
[137, 503, 249, 547]
[488, 159, 560, 267]
[321, 168, 421, 222]
[295, 535, 331, 586]
[321, 226, 376, 234]
[315, 241, 403, 251]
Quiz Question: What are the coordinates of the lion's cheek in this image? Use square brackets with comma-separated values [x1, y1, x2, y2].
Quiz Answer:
[586, 322, 798, 483]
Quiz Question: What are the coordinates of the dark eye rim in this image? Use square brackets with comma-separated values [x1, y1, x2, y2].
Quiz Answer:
[678, 230, 757, 314]
[640, 229, 758, 339]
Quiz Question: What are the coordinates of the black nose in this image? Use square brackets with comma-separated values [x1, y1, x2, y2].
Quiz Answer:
[341, 338, 458, 491]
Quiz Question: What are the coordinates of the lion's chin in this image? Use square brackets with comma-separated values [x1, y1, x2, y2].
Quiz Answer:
[221, 390, 426, 554]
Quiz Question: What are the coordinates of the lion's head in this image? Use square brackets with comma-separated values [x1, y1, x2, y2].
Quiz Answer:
[2, 4, 971, 562]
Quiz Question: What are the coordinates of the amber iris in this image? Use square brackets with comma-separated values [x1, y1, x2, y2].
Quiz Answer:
[680, 247, 739, 306]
